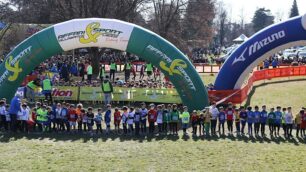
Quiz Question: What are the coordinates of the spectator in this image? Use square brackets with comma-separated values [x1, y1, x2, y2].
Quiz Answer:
[60, 63, 69, 82]
[41, 76, 53, 104]
[26, 78, 40, 103]
[101, 75, 113, 105]
[123, 61, 132, 82]
[9, 94, 21, 132]
[87, 62, 93, 83]
[98, 63, 106, 82]
[109, 61, 117, 82]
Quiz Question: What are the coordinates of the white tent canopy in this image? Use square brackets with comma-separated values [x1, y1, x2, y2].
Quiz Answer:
[233, 34, 248, 42]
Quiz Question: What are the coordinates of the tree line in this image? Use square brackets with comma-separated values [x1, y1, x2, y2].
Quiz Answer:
[0, 0, 301, 72]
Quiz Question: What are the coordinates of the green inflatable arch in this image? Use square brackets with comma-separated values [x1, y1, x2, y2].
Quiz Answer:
[0, 18, 209, 111]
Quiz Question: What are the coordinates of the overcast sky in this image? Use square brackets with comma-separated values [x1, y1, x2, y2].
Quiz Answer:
[221, 0, 306, 23]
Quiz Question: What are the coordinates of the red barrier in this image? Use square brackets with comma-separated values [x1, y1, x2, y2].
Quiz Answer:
[209, 66, 306, 104]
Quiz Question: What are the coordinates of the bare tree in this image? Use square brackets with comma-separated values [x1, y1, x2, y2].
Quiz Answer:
[145, 0, 187, 50]
[182, 0, 215, 51]
[218, 9, 227, 47]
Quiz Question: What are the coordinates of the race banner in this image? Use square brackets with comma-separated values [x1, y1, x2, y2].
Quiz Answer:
[35, 86, 78, 101]
[79, 87, 182, 103]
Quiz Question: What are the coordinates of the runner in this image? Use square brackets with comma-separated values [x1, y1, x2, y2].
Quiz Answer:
[268, 108, 275, 137]
[170, 104, 180, 135]
[260, 105, 268, 137]
[239, 106, 247, 135]
[218, 107, 226, 136]
[114, 107, 122, 134]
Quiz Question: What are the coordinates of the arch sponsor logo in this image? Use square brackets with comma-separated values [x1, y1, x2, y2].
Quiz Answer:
[160, 59, 187, 76]
[0, 46, 31, 85]
[232, 30, 286, 65]
[146, 45, 196, 91]
[57, 22, 123, 43]
[5, 56, 23, 81]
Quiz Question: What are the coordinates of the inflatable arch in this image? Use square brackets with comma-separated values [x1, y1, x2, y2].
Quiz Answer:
[0, 18, 208, 111]
[215, 14, 306, 90]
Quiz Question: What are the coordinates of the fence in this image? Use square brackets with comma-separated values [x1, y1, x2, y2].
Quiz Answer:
[209, 66, 306, 104]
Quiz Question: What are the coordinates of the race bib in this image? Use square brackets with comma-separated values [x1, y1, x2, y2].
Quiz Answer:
[172, 116, 178, 121]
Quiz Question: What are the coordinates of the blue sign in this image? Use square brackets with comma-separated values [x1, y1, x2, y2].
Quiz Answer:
[215, 15, 306, 90]
[0, 22, 6, 30]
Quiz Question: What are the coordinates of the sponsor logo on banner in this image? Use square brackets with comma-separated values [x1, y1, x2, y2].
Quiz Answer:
[5, 56, 23, 81]
[0, 46, 32, 86]
[232, 30, 286, 65]
[35, 87, 76, 100]
[79, 86, 181, 103]
[146, 45, 196, 91]
[160, 59, 187, 76]
[52, 88, 73, 97]
[57, 22, 123, 43]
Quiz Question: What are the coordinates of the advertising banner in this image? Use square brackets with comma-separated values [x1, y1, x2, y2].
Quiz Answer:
[54, 19, 134, 52]
[79, 87, 182, 103]
[215, 14, 306, 90]
[35, 86, 78, 101]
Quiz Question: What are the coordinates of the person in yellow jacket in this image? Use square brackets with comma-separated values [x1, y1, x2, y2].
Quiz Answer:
[180, 106, 190, 135]
[145, 62, 153, 80]
[101, 75, 113, 105]
[123, 61, 132, 82]
[109, 61, 117, 82]
[26, 78, 40, 104]
[36, 105, 48, 132]
[87, 62, 93, 83]
[41, 77, 53, 104]
[98, 63, 106, 82]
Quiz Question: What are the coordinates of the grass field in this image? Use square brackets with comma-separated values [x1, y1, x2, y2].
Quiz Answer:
[0, 75, 305, 172]
[0, 131, 305, 172]
[247, 77, 306, 114]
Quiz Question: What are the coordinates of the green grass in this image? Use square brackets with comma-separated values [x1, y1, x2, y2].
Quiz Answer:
[245, 77, 306, 115]
[0, 75, 305, 171]
[200, 73, 216, 84]
[0, 132, 305, 172]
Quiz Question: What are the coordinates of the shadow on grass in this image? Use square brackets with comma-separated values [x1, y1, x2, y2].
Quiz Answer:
[244, 78, 306, 106]
[0, 131, 305, 145]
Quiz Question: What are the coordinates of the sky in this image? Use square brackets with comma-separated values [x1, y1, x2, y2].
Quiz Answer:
[221, 0, 306, 23]
[1, 0, 305, 24]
